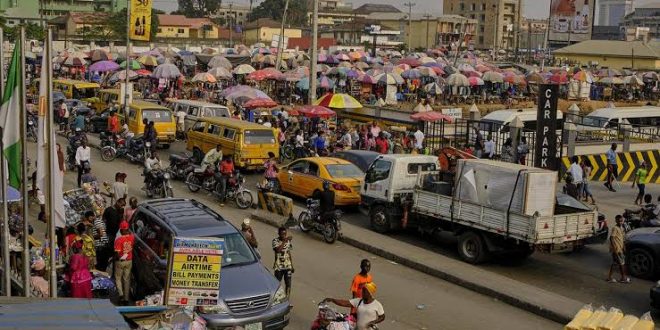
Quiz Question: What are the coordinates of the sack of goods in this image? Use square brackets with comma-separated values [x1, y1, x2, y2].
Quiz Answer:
[564, 304, 655, 330]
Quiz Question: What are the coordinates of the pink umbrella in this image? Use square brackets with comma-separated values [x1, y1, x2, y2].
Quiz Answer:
[399, 57, 421, 67]
[464, 71, 482, 78]
[335, 53, 350, 61]
[243, 98, 278, 108]
[295, 105, 336, 118]
[549, 72, 569, 84]
[410, 111, 453, 123]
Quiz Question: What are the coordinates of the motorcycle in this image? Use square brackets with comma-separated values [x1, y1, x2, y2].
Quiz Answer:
[66, 133, 87, 170]
[312, 302, 356, 330]
[185, 166, 218, 193]
[26, 113, 37, 142]
[222, 171, 254, 209]
[623, 207, 660, 231]
[100, 133, 151, 163]
[166, 153, 195, 181]
[144, 169, 174, 198]
[298, 198, 342, 244]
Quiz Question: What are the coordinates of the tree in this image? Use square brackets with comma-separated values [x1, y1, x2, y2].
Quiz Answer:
[176, 0, 222, 18]
[248, 0, 308, 26]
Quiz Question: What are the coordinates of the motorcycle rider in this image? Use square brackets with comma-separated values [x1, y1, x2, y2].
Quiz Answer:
[69, 127, 88, 147]
[313, 181, 336, 223]
[263, 152, 278, 188]
[144, 151, 163, 190]
[217, 155, 234, 206]
[201, 145, 223, 172]
[629, 194, 658, 225]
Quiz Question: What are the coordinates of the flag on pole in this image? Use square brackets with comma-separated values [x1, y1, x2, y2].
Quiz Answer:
[0, 42, 22, 188]
[37, 38, 66, 229]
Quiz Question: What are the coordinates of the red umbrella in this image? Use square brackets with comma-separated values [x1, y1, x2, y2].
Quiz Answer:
[136, 69, 152, 76]
[410, 111, 453, 123]
[294, 105, 336, 118]
[398, 57, 421, 67]
[243, 98, 277, 108]
[549, 72, 569, 84]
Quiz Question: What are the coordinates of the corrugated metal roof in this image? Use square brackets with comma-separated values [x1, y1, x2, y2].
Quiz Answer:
[0, 297, 129, 330]
[553, 40, 660, 59]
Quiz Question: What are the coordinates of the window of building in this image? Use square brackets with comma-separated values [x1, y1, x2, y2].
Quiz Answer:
[459, 3, 464, 10]
[471, 3, 476, 11]
[157, 28, 162, 33]
[239, 13, 243, 16]
[482, 4, 486, 10]
[480, 25, 484, 32]
[178, 28, 185, 34]
[479, 36, 484, 44]
[470, 14, 475, 19]
[481, 14, 485, 21]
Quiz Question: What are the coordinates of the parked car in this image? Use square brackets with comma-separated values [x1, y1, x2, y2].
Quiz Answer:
[129, 198, 290, 329]
[331, 150, 380, 173]
[625, 227, 660, 279]
[275, 157, 364, 206]
[87, 108, 113, 133]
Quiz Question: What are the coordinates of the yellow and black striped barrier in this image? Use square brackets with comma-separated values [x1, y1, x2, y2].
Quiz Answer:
[257, 190, 294, 220]
[560, 149, 660, 183]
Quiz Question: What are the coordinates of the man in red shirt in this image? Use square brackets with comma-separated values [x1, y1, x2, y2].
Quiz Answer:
[114, 221, 134, 304]
[107, 111, 120, 134]
[375, 132, 389, 154]
[218, 155, 235, 205]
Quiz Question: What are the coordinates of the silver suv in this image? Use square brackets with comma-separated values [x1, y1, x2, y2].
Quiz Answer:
[130, 198, 290, 329]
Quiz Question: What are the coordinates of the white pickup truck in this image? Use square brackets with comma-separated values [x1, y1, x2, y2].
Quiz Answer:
[360, 155, 600, 263]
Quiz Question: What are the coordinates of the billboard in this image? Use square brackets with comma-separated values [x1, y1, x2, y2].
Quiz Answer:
[129, 0, 152, 41]
[548, 0, 595, 42]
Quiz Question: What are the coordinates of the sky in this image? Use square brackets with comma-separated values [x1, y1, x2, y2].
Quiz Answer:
[154, 0, 660, 19]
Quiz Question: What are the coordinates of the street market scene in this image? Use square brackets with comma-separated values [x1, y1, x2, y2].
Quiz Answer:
[0, 0, 659, 329]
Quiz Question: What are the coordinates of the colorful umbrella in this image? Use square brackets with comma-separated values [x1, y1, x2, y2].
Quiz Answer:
[247, 68, 284, 81]
[317, 54, 328, 63]
[424, 82, 443, 95]
[398, 57, 421, 67]
[417, 67, 437, 77]
[90, 49, 111, 62]
[296, 77, 311, 90]
[335, 53, 350, 61]
[549, 72, 569, 84]
[374, 73, 404, 85]
[136, 69, 152, 76]
[63, 53, 87, 66]
[597, 68, 621, 77]
[109, 69, 137, 81]
[192, 72, 217, 83]
[401, 69, 422, 79]
[354, 62, 369, 70]
[120, 60, 142, 70]
[295, 105, 336, 118]
[318, 76, 335, 89]
[208, 67, 233, 80]
[359, 74, 377, 84]
[572, 71, 594, 83]
[313, 93, 363, 109]
[457, 63, 475, 72]
[337, 61, 352, 68]
[464, 70, 483, 78]
[468, 76, 485, 86]
[243, 98, 277, 109]
[88, 60, 119, 72]
[151, 63, 181, 79]
[137, 55, 159, 66]
[598, 77, 624, 85]
[410, 111, 453, 123]
[233, 64, 256, 75]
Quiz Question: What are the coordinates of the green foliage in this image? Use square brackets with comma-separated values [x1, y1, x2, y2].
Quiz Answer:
[106, 8, 162, 41]
[176, 0, 222, 18]
[248, 0, 308, 26]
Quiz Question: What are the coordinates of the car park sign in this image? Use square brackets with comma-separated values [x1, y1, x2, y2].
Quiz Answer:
[166, 237, 224, 306]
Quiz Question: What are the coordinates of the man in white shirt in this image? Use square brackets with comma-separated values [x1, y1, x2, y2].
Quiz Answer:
[175, 109, 187, 139]
[568, 156, 584, 199]
[413, 130, 424, 150]
[144, 152, 163, 188]
[483, 135, 495, 159]
[75, 140, 91, 187]
[339, 130, 352, 150]
[202, 145, 223, 171]
[294, 129, 305, 159]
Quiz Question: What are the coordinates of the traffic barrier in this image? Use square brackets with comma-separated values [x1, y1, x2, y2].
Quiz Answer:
[560, 149, 660, 183]
[254, 190, 295, 226]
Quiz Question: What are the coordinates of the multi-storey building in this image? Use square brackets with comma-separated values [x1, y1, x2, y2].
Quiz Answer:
[443, 0, 522, 50]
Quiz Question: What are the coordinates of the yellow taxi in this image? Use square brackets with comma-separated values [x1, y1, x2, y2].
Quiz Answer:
[276, 157, 364, 206]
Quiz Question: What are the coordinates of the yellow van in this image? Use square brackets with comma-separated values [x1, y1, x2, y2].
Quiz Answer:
[124, 101, 176, 147]
[186, 117, 278, 169]
[90, 89, 142, 114]
[53, 79, 100, 100]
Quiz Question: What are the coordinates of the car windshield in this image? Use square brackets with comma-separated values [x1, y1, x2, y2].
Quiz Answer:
[325, 164, 364, 178]
[211, 232, 257, 267]
[581, 116, 608, 127]
[244, 129, 275, 145]
[206, 107, 230, 117]
[73, 87, 97, 99]
[143, 109, 173, 122]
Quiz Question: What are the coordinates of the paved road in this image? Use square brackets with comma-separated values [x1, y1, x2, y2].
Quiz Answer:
[81, 135, 660, 316]
[25, 137, 559, 330]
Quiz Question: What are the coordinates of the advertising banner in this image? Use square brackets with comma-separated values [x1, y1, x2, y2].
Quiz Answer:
[534, 84, 559, 170]
[167, 237, 224, 307]
[129, 0, 152, 41]
[548, 0, 595, 42]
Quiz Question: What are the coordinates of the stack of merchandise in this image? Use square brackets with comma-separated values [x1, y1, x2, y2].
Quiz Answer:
[565, 304, 654, 330]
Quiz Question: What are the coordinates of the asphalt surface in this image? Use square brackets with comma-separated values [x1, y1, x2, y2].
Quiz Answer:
[78, 135, 660, 317]
[24, 136, 560, 330]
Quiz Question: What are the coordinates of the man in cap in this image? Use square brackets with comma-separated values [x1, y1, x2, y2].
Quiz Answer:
[241, 218, 258, 249]
[323, 282, 385, 330]
[114, 221, 134, 304]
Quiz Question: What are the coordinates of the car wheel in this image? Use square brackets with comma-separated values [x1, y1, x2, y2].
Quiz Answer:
[457, 231, 489, 264]
[628, 248, 655, 279]
[370, 205, 391, 233]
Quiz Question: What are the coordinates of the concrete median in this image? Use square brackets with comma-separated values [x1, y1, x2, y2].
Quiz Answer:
[252, 191, 296, 227]
[251, 206, 583, 324]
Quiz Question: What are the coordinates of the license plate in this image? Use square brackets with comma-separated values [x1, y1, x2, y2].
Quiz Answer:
[245, 323, 262, 330]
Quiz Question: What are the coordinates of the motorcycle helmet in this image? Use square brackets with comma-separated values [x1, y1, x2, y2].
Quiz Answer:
[322, 180, 331, 190]
[75, 127, 82, 133]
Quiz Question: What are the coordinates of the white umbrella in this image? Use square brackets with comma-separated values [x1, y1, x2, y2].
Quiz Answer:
[192, 72, 217, 83]
[151, 63, 181, 79]
[233, 64, 256, 75]
[447, 73, 469, 87]
[373, 73, 404, 85]
[208, 55, 233, 69]
[482, 71, 504, 83]
[208, 67, 233, 80]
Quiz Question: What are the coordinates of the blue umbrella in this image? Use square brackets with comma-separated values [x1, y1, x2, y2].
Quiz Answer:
[6, 186, 20, 202]
[178, 50, 194, 56]
[296, 77, 310, 90]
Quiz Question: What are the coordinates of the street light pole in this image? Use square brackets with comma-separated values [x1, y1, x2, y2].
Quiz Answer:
[423, 14, 432, 50]
[275, 0, 290, 71]
[124, 0, 130, 117]
[403, 2, 415, 53]
[309, 0, 319, 103]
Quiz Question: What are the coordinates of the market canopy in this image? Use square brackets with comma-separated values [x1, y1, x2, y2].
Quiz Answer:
[294, 105, 336, 118]
[313, 93, 362, 109]
[243, 98, 277, 108]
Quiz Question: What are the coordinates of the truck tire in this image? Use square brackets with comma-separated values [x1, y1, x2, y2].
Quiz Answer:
[628, 248, 655, 279]
[370, 205, 391, 233]
[457, 231, 489, 264]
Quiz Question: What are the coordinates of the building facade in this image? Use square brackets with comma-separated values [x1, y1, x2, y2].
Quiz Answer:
[598, 0, 634, 26]
[243, 18, 302, 45]
[212, 4, 251, 27]
[156, 15, 221, 40]
[620, 4, 660, 41]
[443, 0, 522, 50]
[0, 0, 125, 26]
[553, 40, 660, 70]
[518, 18, 547, 50]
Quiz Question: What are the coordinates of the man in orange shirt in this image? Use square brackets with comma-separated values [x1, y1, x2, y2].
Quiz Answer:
[351, 259, 372, 298]
[107, 111, 120, 134]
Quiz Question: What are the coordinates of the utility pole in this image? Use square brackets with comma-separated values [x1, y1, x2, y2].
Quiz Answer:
[124, 0, 130, 117]
[493, 4, 499, 57]
[309, 0, 319, 103]
[403, 2, 415, 53]
[228, 3, 233, 48]
[513, 0, 521, 61]
[275, 0, 290, 71]
[527, 22, 532, 64]
[423, 14, 432, 50]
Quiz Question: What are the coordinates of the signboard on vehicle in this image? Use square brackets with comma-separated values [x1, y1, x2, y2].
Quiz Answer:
[534, 84, 559, 170]
[166, 237, 224, 306]
[441, 108, 463, 120]
[548, 0, 595, 42]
